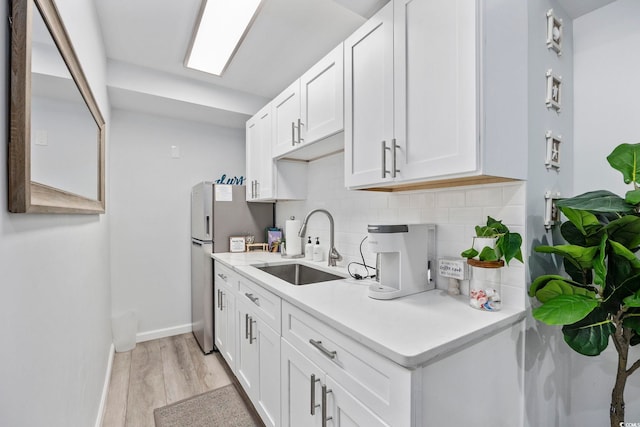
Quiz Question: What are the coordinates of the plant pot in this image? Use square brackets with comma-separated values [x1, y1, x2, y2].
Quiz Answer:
[472, 236, 501, 259]
[467, 259, 504, 311]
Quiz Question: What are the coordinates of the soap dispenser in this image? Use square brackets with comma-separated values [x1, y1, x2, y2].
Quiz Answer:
[304, 236, 313, 259]
[312, 237, 323, 262]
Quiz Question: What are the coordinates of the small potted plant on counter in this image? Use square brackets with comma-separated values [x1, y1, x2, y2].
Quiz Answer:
[529, 143, 640, 427]
[461, 216, 523, 311]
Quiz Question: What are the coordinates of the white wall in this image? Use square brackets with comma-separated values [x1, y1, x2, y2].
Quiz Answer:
[0, 1, 113, 426]
[570, 1, 640, 424]
[524, 0, 575, 425]
[109, 110, 245, 340]
[276, 152, 527, 308]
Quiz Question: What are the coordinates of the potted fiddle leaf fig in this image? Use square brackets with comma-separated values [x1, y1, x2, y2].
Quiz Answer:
[461, 217, 523, 311]
[529, 143, 640, 427]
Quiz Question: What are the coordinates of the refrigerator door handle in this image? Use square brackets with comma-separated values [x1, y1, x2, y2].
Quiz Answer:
[205, 216, 210, 238]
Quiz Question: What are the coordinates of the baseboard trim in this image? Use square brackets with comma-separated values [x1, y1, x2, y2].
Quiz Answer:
[95, 343, 115, 427]
[136, 323, 193, 343]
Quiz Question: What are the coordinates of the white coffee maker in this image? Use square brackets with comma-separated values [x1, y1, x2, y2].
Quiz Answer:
[367, 224, 436, 300]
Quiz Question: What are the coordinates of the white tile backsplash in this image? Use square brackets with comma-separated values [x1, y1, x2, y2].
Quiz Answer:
[276, 152, 526, 308]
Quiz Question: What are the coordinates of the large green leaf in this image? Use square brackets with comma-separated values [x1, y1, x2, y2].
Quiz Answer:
[609, 240, 640, 269]
[626, 189, 640, 205]
[478, 246, 499, 261]
[562, 307, 614, 356]
[563, 257, 592, 284]
[460, 247, 478, 259]
[535, 245, 598, 270]
[532, 295, 598, 325]
[486, 216, 508, 234]
[535, 279, 597, 303]
[556, 190, 635, 213]
[529, 274, 594, 297]
[603, 215, 640, 249]
[624, 290, 640, 308]
[498, 232, 523, 265]
[607, 143, 640, 185]
[593, 234, 607, 286]
[560, 207, 601, 235]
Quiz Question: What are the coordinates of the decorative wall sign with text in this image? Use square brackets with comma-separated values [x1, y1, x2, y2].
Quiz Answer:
[214, 173, 245, 185]
[546, 70, 562, 111]
[546, 9, 563, 55]
[545, 131, 561, 170]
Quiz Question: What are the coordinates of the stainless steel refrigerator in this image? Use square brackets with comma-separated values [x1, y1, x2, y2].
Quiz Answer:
[190, 182, 273, 354]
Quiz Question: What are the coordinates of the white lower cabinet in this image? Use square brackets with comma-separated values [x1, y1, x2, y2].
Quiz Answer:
[213, 264, 237, 370]
[281, 338, 389, 427]
[235, 284, 281, 427]
[215, 260, 524, 427]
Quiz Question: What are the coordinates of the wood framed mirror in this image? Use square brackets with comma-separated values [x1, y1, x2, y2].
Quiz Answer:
[9, 0, 106, 214]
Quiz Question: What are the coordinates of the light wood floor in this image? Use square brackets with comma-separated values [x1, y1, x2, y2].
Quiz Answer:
[101, 333, 234, 427]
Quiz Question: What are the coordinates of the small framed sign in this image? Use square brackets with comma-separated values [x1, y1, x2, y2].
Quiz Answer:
[545, 131, 561, 170]
[546, 9, 563, 55]
[229, 236, 246, 252]
[544, 191, 562, 230]
[545, 69, 562, 111]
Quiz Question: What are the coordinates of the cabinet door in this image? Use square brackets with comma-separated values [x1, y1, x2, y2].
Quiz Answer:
[394, 0, 477, 181]
[255, 321, 281, 427]
[236, 299, 259, 397]
[326, 377, 390, 427]
[281, 339, 323, 427]
[300, 43, 344, 145]
[272, 80, 301, 158]
[344, 2, 394, 188]
[246, 104, 275, 201]
[221, 290, 236, 370]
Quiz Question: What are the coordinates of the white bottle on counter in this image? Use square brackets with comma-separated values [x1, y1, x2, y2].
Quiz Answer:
[304, 236, 313, 259]
[313, 237, 323, 262]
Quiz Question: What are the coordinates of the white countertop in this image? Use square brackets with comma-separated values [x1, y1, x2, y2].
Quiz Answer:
[213, 252, 526, 369]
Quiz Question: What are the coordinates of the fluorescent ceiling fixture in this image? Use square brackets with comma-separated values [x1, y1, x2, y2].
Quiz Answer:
[185, 0, 262, 76]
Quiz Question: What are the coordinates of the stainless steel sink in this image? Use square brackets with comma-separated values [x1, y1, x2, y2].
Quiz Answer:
[256, 263, 345, 285]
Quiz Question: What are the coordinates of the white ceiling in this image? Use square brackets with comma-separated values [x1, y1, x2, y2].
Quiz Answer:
[95, 0, 387, 126]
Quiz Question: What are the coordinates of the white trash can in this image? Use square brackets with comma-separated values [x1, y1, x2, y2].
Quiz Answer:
[112, 311, 137, 352]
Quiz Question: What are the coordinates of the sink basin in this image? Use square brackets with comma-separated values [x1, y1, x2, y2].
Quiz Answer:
[256, 263, 345, 285]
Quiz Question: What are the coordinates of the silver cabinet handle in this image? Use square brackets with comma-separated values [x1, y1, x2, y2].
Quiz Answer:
[217, 289, 221, 309]
[309, 339, 337, 360]
[245, 313, 250, 340]
[249, 317, 256, 344]
[220, 291, 224, 310]
[321, 384, 333, 427]
[245, 292, 260, 306]
[381, 140, 390, 178]
[297, 118, 304, 143]
[256, 180, 260, 198]
[310, 374, 321, 415]
[291, 121, 296, 146]
[391, 138, 400, 178]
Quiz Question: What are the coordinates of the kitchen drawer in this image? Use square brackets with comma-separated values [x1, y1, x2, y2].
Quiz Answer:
[214, 262, 239, 292]
[239, 278, 282, 334]
[281, 301, 411, 425]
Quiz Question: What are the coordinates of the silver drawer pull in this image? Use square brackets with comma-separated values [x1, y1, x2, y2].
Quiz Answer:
[245, 292, 260, 306]
[322, 384, 333, 427]
[309, 339, 337, 360]
[310, 374, 321, 415]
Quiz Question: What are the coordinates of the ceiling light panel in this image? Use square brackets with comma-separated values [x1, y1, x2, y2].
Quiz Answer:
[185, 0, 262, 76]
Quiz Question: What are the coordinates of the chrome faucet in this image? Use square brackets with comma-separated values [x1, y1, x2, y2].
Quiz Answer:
[298, 209, 342, 267]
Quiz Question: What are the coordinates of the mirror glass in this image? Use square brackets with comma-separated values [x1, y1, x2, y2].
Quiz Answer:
[30, 8, 100, 200]
[9, 0, 106, 214]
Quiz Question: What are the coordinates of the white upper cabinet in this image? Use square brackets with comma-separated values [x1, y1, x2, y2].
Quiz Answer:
[345, 0, 527, 190]
[272, 43, 345, 161]
[246, 103, 307, 202]
[246, 104, 274, 201]
[344, 3, 394, 188]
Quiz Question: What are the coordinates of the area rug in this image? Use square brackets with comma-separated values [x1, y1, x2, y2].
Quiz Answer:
[154, 384, 260, 427]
